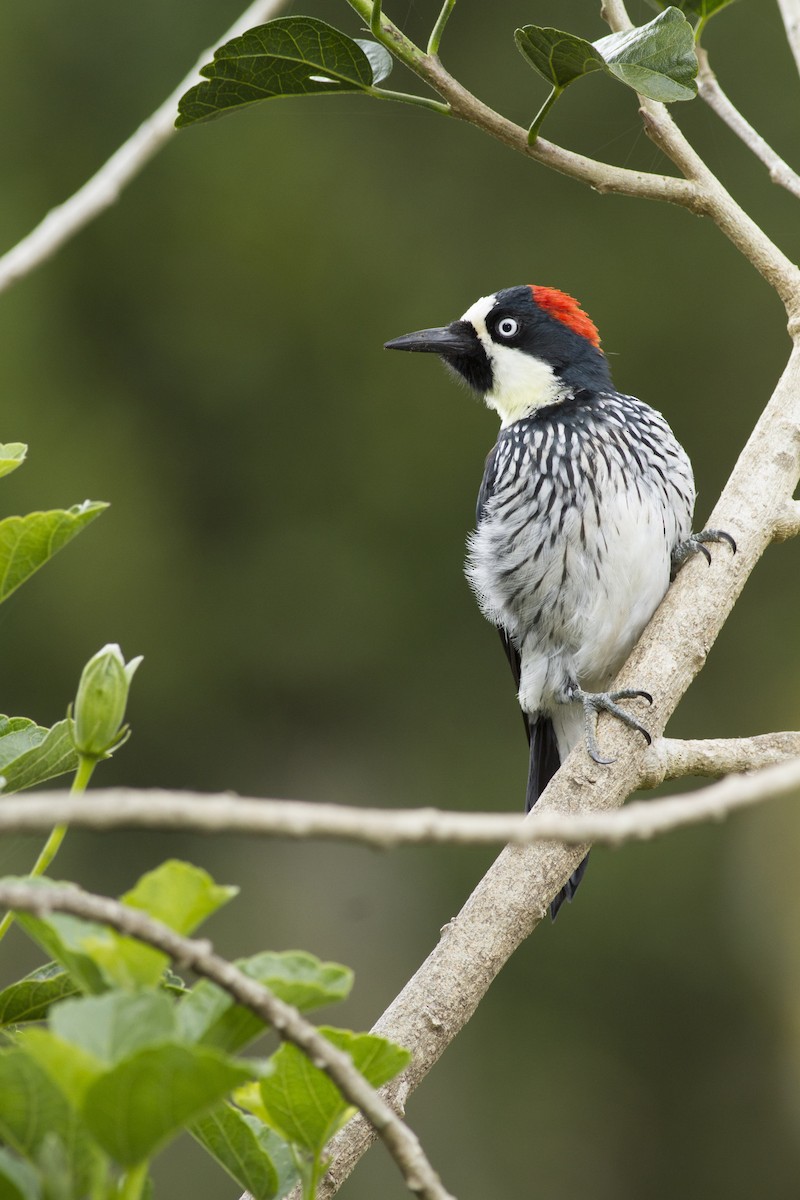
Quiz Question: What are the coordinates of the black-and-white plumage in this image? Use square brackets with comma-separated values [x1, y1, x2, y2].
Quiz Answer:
[471, 391, 694, 756]
[386, 285, 732, 918]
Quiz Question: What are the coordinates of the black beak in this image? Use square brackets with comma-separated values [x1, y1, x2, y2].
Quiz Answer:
[384, 321, 479, 356]
[384, 318, 492, 393]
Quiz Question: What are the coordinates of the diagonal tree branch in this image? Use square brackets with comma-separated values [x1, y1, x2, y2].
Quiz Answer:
[0, 881, 456, 1200]
[778, 0, 800, 78]
[0, 0, 289, 297]
[696, 49, 800, 201]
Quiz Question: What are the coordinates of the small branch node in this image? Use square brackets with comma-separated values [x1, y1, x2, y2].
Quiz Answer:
[773, 499, 800, 541]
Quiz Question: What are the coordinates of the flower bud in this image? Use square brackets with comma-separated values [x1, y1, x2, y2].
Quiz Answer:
[71, 644, 143, 760]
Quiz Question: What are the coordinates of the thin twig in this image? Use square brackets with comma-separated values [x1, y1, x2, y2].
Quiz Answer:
[427, 0, 457, 57]
[0, 0, 289, 297]
[0, 881, 456, 1200]
[697, 49, 800, 201]
[778, 0, 800, 78]
[0, 739, 799, 849]
[420, 57, 698, 205]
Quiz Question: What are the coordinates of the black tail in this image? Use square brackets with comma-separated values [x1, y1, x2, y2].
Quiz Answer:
[525, 715, 589, 921]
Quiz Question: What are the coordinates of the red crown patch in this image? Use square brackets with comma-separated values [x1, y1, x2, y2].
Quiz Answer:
[530, 286, 601, 348]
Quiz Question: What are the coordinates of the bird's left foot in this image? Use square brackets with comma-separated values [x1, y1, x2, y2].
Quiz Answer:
[671, 528, 736, 578]
[567, 686, 653, 766]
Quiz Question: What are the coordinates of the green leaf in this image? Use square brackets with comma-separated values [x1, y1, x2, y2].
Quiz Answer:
[83, 1044, 256, 1165]
[0, 1147, 40, 1200]
[122, 859, 238, 935]
[243, 1118, 300, 1198]
[0, 719, 78, 794]
[354, 39, 393, 85]
[190, 1105, 287, 1200]
[0, 1048, 69, 1151]
[259, 1027, 411, 1154]
[12, 883, 111, 995]
[0, 717, 52, 770]
[594, 8, 697, 101]
[18, 1029, 103, 1109]
[177, 951, 353, 1053]
[0, 963, 80, 1028]
[49, 991, 177, 1064]
[72, 861, 237, 990]
[514, 27, 604, 91]
[0, 1048, 100, 1195]
[0, 444, 27, 482]
[176, 17, 383, 128]
[78, 928, 167, 991]
[516, 7, 697, 136]
[10, 879, 164, 993]
[0, 502, 107, 605]
[669, 0, 737, 20]
[12, 861, 234, 993]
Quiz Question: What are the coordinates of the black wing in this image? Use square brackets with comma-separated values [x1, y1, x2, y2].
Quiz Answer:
[476, 443, 531, 747]
[476, 441, 583, 918]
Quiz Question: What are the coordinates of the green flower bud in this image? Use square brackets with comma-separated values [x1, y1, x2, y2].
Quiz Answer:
[71, 644, 143, 760]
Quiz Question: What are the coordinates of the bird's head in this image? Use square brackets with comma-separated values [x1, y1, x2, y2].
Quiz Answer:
[385, 285, 612, 426]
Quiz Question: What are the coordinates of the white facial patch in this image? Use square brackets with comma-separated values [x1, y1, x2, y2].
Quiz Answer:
[461, 293, 565, 427]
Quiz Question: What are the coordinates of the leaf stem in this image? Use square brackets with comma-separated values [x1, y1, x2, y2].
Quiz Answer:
[118, 1162, 149, 1200]
[528, 86, 562, 142]
[0, 752, 96, 944]
[303, 1154, 323, 1200]
[30, 752, 96, 874]
[367, 87, 450, 115]
[370, 0, 383, 38]
[427, 0, 457, 56]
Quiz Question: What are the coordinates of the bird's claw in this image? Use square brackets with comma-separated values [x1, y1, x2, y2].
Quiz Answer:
[671, 528, 736, 577]
[570, 686, 653, 765]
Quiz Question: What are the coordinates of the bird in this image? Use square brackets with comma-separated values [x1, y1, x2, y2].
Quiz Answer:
[385, 284, 734, 918]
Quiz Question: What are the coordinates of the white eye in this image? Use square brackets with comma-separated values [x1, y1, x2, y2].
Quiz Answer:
[496, 317, 519, 339]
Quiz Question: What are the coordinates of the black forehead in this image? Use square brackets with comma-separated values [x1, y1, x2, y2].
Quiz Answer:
[486, 286, 536, 321]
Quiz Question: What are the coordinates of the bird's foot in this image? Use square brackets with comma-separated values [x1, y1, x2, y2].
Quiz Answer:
[568, 686, 653, 766]
[671, 528, 736, 578]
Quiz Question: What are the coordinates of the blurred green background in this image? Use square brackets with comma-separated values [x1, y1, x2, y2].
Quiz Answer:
[1, 0, 799, 1196]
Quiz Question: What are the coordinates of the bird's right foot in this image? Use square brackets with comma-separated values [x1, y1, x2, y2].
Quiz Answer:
[564, 685, 653, 765]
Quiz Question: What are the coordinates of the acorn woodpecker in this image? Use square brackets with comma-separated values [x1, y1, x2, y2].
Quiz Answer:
[386, 285, 734, 918]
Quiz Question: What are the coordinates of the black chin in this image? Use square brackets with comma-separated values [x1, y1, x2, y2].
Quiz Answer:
[385, 320, 492, 393]
[441, 351, 492, 394]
